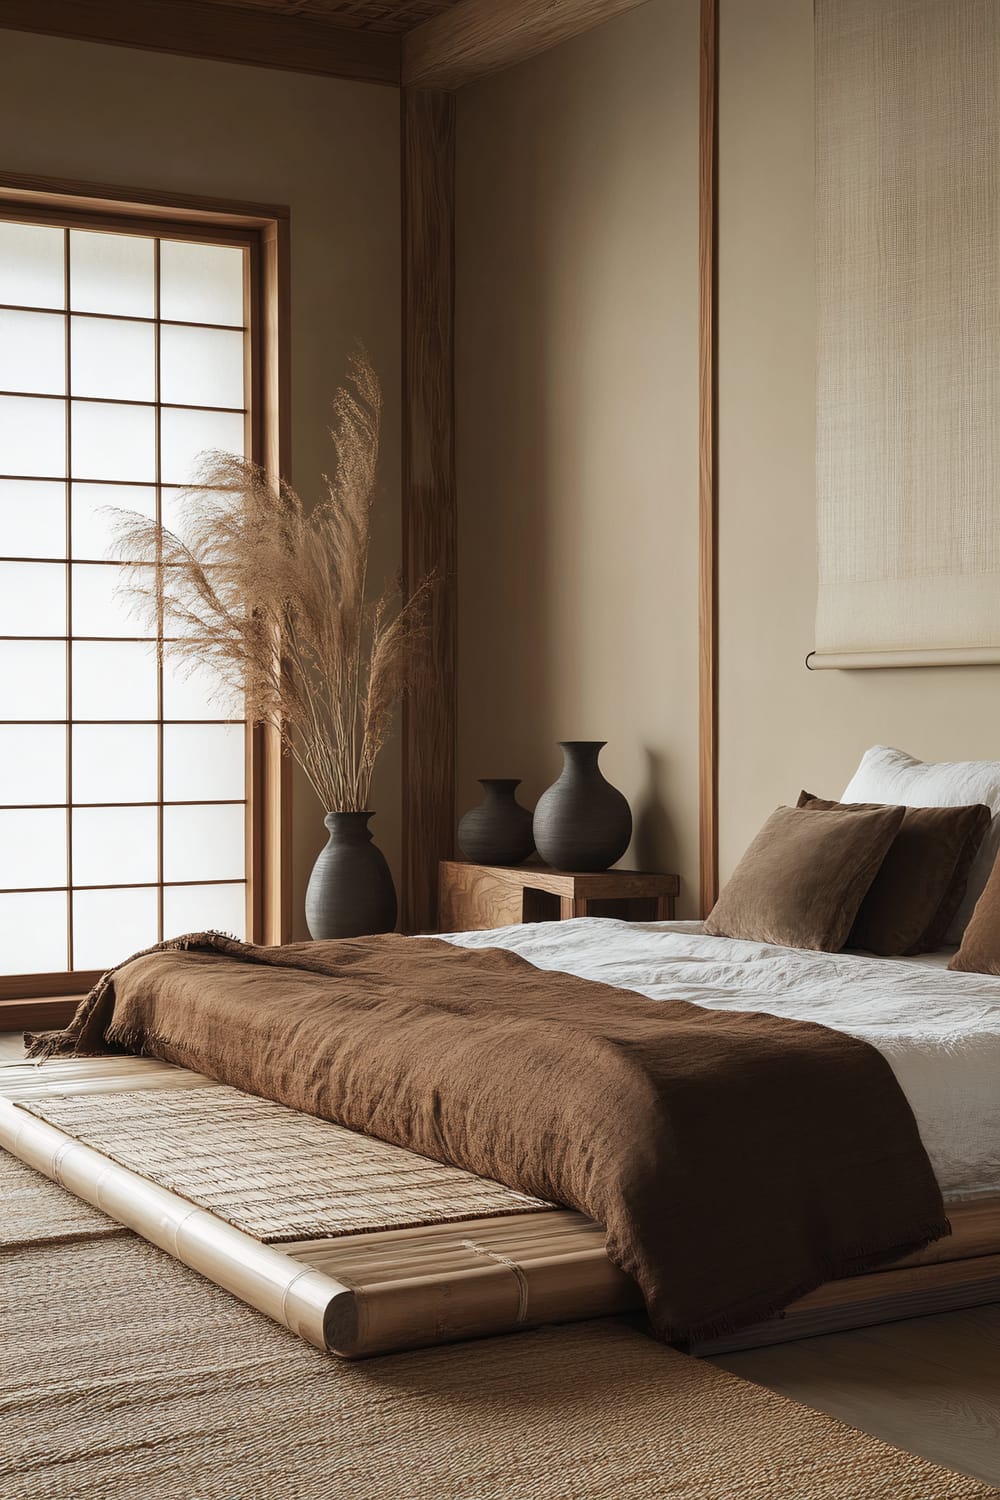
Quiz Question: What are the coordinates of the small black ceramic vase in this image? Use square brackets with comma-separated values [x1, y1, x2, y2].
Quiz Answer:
[305, 811, 397, 939]
[457, 778, 535, 865]
[533, 742, 632, 872]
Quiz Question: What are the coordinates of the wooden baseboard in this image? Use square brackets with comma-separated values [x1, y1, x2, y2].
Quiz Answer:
[0, 996, 81, 1034]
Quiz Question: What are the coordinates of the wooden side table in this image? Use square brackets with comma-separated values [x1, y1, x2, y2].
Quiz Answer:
[438, 862, 680, 932]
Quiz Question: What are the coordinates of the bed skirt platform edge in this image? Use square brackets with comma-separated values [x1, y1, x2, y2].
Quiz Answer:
[1, 1079, 998, 1360]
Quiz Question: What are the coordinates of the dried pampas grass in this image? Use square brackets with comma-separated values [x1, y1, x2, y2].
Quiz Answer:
[110, 350, 434, 813]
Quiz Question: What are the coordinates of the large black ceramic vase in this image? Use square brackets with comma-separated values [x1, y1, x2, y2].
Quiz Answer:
[533, 742, 632, 872]
[457, 778, 535, 865]
[305, 811, 397, 939]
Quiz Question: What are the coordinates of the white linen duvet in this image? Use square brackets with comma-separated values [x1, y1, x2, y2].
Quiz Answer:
[443, 919, 1000, 1203]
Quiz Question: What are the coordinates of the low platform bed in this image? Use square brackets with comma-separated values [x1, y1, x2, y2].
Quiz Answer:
[5, 918, 999, 1359]
[445, 919, 1000, 1209]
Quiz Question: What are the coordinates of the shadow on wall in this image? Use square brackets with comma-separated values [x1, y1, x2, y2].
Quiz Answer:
[456, 52, 658, 822]
[632, 747, 681, 877]
[455, 102, 558, 817]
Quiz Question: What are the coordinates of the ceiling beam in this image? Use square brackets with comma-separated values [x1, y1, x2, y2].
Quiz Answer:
[402, 0, 652, 91]
[0, 0, 400, 86]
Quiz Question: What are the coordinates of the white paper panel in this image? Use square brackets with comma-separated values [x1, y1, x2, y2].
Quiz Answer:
[72, 725, 158, 804]
[0, 808, 67, 888]
[72, 642, 157, 719]
[72, 805, 158, 885]
[0, 726, 66, 807]
[72, 885, 158, 970]
[160, 325, 245, 409]
[159, 487, 191, 541]
[163, 803, 244, 882]
[163, 723, 244, 801]
[70, 231, 155, 318]
[0, 222, 64, 311]
[71, 401, 156, 482]
[163, 881, 245, 941]
[159, 240, 244, 326]
[71, 563, 154, 638]
[0, 562, 66, 635]
[160, 487, 228, 550]
[815, 0, 1000, 660]
[159, 407, 245, 485]
[0, 890, 68, 973]
[72, 483, 156, 562]
[0, 309, 65, 395]
[0, 396, 66, 477]
[0, 641, 66, 719]
[162, 654, 242, 720]
[0, 480, 66, 558]
[71, 316, 155, 402]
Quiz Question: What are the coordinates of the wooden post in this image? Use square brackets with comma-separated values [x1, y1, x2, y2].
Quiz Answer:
[698, 0, 719, 916]
[401, 88, 457, 934]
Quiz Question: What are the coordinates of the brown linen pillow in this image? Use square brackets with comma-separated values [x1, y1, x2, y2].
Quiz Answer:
[949, 853, 1000, 972]
[797, 793, 991, 955]
[704, 802, 905, 952]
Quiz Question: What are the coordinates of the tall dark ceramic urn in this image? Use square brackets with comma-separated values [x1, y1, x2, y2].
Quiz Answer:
[305, 811, 397, 939]
[457, 779, 535, 865]
[532, 741, 632, 872]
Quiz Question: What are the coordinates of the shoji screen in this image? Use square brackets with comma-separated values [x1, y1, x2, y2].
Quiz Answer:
[0, 217, 252, 980]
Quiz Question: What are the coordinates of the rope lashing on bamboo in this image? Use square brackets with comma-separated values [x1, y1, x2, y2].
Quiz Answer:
[462, 1238, 531, 1323]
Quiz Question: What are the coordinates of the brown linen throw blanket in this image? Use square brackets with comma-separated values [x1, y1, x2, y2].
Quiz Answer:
[28, 932, 949, 1342]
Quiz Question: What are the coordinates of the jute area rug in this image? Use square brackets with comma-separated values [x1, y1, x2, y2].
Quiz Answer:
[0, 1151, 131, 1249]
[3, 1159, 996, 1500]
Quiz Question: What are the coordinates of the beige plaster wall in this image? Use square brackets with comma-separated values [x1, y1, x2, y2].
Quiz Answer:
[455, 0, 701, 911]
[716, 0, 1000, 882]
[0, 29, 402, 934]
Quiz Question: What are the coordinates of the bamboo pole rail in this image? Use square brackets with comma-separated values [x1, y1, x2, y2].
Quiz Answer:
[0, 1097, 345, 1351]
[3, 1056, 1000, 1360]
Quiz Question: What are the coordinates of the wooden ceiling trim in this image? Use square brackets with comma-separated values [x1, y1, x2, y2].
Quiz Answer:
[0, 0, 401, 85]
[0, 0, 662, 88]
[193, 0, 464, 34]
[402, 0, 653, 91]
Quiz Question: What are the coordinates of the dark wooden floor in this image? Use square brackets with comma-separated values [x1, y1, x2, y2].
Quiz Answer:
[2, 1031, 998, 1487]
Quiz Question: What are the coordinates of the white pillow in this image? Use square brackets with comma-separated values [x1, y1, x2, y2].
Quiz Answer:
[842, 746, 1000, 943]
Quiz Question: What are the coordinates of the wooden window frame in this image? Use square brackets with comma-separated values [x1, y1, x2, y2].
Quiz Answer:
[0, 173, 291, 1007]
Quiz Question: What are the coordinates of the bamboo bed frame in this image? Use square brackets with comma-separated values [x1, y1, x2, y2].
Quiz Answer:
[2, 1053, 999, 1360]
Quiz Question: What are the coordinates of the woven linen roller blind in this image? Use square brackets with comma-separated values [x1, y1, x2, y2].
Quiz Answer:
[813, 0, 1000, 669]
